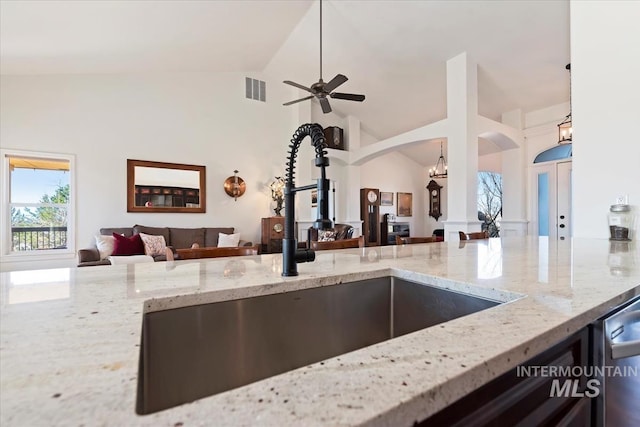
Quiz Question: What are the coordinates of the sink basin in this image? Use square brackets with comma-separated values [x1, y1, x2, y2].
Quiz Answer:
[136, 276, 501, 414]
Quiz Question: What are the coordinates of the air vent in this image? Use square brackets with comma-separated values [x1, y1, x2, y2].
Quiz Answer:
[245, 77, 266, 102]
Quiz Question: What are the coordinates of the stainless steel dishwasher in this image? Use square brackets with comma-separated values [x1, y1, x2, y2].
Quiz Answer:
[593, 296, 640, 427]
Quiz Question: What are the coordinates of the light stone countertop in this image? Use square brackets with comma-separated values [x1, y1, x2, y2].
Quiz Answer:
[1, 237, 639, 426]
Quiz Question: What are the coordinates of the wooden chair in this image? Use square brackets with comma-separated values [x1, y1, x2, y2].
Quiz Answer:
[310, 236, 364, 250]
[458, 231, 489, 241]
[395, 235, 438, 245]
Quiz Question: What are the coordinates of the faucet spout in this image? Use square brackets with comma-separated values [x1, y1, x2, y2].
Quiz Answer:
[282, 123, 332, 277]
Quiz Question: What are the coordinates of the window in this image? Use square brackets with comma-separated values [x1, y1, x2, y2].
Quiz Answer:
[533, 143, 572, 164]
[1, 150, 75, 257]
[477, 171, 502, 237]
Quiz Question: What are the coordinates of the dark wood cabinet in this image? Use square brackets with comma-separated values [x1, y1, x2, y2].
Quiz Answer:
[261, 217, 285, 254]
[135, 185, 199, 208]
[323, 126, 344, 150]
[419, 328, 592, 426]
[386, 222, 410, 245]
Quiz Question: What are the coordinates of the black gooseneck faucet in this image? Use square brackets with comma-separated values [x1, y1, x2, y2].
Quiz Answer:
[282, 123, 333, 277]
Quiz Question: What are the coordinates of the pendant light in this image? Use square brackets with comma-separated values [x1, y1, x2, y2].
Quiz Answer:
[429, 141, 448, 179]
[558, 63, 572, 144]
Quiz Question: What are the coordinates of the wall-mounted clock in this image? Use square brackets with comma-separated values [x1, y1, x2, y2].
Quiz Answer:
[426, 179, 443, 220]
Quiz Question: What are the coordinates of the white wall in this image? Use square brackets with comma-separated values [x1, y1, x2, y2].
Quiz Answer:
[0, 71, 298, 269]
[1, 70, 431, 270]
[571, 0, 640, 239]
[478, 152, 502, 173]
[360, 151, 430, 237]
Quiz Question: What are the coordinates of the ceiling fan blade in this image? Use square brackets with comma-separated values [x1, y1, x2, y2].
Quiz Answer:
[283, 95, 314, 106]
[323, 74, 348, 92]
[330, 92, 365, 102]
[283, 80, 313, 93]
[319, 97, 332, 113]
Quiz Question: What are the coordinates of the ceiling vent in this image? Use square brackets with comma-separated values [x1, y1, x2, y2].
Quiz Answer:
[245, 77, 266, 102]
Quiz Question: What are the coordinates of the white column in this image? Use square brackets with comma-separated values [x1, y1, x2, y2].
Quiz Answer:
[443, 52, 481, 241]
[344, 115, 363, 237]
[571, 0, 640, 238]
[500, 109, 528, 236]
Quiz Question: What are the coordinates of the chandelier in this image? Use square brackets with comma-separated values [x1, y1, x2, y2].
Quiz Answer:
[558, 63, 572, 144]
[429, 141, 448, 179]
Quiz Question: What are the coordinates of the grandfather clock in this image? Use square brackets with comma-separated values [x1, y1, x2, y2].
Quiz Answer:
[360, 188, 380, 246]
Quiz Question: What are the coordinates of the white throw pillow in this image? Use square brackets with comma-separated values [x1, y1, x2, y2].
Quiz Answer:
[95, 235, 116, 260]
[217, 232, 241, 247]
[139, 233, 167, 256]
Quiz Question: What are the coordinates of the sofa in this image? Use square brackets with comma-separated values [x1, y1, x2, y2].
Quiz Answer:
[77, 224, 251, 267]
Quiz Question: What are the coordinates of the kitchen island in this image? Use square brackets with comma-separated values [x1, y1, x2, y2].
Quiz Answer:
[1, 237, 638, 426]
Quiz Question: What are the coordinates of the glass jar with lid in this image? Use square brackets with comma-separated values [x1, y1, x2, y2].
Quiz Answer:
[608, 204, 634, 241]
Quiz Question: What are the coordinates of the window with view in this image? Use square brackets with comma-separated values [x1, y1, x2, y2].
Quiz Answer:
[477, 171, 502, 237]
[2, 151, 74, 256]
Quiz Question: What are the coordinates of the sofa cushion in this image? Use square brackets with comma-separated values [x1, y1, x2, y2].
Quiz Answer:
[133, 225, 170, 245]
[95, 235, 116, 259]
[318, 230, 336, 242]
[217, 232, 241, 247]
[100, 227, 133, 237]
[139, 233, 167, 256]
[169, 227, 205, 249]
[112, 233, 145, 256]
[204, 227, 234, 247]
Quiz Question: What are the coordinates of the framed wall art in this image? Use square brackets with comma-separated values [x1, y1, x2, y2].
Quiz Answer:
[397, 192, 412, 217]
[380, 192, 393, 206]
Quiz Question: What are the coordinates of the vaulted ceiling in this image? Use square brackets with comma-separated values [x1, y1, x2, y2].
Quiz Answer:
[1, 0, 570, 164]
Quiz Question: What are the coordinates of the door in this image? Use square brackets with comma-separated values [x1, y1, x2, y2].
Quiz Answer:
[556, 161, 572, 240]
[531, 161, 572, 240]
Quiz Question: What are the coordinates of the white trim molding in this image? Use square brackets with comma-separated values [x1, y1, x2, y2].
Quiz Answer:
[499, 220, 529, 237]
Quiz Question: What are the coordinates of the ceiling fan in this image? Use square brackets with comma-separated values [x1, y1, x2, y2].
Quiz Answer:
[283, 0, 365, 114]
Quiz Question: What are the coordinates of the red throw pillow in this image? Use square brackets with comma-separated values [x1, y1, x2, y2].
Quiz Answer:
[112, 233, 145, 256]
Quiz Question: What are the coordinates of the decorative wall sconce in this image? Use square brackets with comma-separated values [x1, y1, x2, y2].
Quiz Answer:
[223, 170, 246, 201]
[269, 176, 285, 216]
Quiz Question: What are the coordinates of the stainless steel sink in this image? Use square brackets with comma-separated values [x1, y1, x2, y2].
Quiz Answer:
[136, 276, 501, 414]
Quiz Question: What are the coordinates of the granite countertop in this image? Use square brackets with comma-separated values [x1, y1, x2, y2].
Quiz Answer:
[1, 237, 639, 426]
